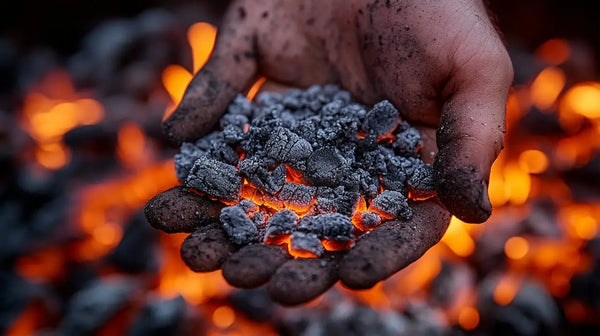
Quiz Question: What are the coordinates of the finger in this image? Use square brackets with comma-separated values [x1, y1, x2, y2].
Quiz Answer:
[180, 224, 235, 272]
[144, 186, 224, 233]
[339, 199, 450, 289]
[435, 30, 513, 223]
[267, 253, 341, 306]
[222, 244, 291, 289]
[162, 0, 259, 144]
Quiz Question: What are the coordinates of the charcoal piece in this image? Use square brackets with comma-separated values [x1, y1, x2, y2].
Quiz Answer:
[227, 94, 254, 117]
[305, 147, 350, 187]
[193, 131, 220, 151]
[128, 296, 189, 336]
[174, 142, 205, 182]
[240, 127, 271, 155]
[223, 245, 290, 288]
[407, 164, 436, 200]
[370, 190, 412, 220]
[265, 209, 299, 238]
[220, 113, 248, 129]
[356, 212, 382, 230]
[387, 156, 422, 179]
[185, 157, 242, 201]
[394, 125, 421, 155]
[346, 169, 379, 199]
[317, 116, 360, 145]
[230, 288, 275, 322]
[256, 91, 283, 106]
[298, 213, 354, 241]
[279, 183, 316, 212]
[207, 136, 239, 165]
[61, 278, 133, 335]
[358, 148, 388, 175]
[381, 172, 407, 194]
[311, 197, 338, 215]
[293, 119, 318, 144]
[334, 191, 362, 216]
[361, 100, 399, 138]
[108, 211, 157, 272]
[222, 124, 244, 145]
[237, 199, 259, 214]
[283, 94, 302, 109]
[181, 225, 234, 272]
[264, 127, 313, 164]
[220, 206, 259, 245]
[239, 157, 286, 195]
[289, 231, 324, 257]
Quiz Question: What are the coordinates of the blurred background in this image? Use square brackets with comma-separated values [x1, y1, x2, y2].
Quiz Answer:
[1, 1, 599, 335]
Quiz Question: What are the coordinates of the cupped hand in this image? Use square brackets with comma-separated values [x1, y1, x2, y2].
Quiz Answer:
[153, 0, 513, 305]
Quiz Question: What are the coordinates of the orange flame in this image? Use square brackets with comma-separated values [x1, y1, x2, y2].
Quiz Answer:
[530, 67, 566, 110]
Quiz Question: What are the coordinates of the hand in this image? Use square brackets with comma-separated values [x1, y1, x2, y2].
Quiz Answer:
[153, 0, 513, 305]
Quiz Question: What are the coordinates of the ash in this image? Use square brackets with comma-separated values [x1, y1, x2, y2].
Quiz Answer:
[175, 85, 434, 255]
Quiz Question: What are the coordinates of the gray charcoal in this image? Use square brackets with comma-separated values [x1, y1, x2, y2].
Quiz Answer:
[298, 213, 354, 241]
[237, 199, 259, 214]
[220, 205, 258, 245]
[279, 183, 316, 211]
[305, 147, 350, 187]
[193, 131, 220, 151]
[370, 190, 412, 220]
[222, 124, 244, 145]
[394, 125, 421, 156]
[207, 136, 239, 165]
[264, 127, 313, 164]
[265, 209, 299, 238]
[289, 231, 324, 257]
[333, 191, 362, 216]
[186, 157, 242, 201]
[220, 113, 248, 129]
[256, 91, 283, 106]
[174, 142, 205, 182]
[407, 164, 436, 199]
[361, 100, 399, 137]
[227, 94, 254, 117]
[128, 296, 188, 336]
[239, 157, 286, 195]
[358, 212, 381, 230]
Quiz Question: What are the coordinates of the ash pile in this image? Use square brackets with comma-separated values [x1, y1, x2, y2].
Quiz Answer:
[175, 85, 436, 257]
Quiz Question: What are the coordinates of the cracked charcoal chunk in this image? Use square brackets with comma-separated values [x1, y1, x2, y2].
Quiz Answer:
[407, 164, 436, 199]
[264, 127, 313, 164]
[358, 212, 382, 230]
[227, 94, 254, 117]
[174, 142, 205, 182]
[239, 157, 286, 195]
[334, 191, 362, 216]
[305, 147, 350, 187]
[185, 157, 242, 201]
[361, 100, 399, 137]
[297, 213, 354, 241]
[370, 190, 413, 220]
[265, 209, 299, 238]
[222, 124, 244, 145]
[220, 113, 249, 129]
[279, 183, 316, 211]
[394, 126, 421, 156]
[289, 231, 324, 257]
[220, 206, 258, 245]
[236, 199, 259, 213]
[207, 136, 239, 165]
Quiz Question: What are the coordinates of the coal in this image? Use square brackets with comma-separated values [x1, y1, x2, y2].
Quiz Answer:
[185, 157, 242, 201]
[239, 157, 286, 195]
[220, 205, 259, 245]
[128, 296, 191, 336]
[407, 164, 436, 200]
[289, 231, 324, 257]
[222, 244, 290, 288]
[298, 213, 354, 242]
[361, 100, 399, 137]
[180, 225, 234, 272]
[305, 147, 350, 187]
[174, 143, 206, 182]
[278, 183, 316, 212]
[356, 212, 382, 230]
[393, 122, 421, 155]
[370, 191, 413, 220]
[265, 209, 299, 239]
[264, 127, 313, 165]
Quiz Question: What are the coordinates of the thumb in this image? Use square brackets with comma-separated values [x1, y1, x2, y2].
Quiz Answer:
[434, 38, 513, 223]
[163, 0, 258, 144]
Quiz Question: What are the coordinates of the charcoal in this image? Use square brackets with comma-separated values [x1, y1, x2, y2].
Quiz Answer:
[237, 199, 259, 214]
[305, 147, 350, 187]
[279, 183, 316, 212]
[220, 205, 258, 245]
[185, 157, 242, 201]
[407, 164, 436, 200]
[293, 119, 319, 144]
[370, 190, 413, 220]
[256, 91, 284, 106]
[207, 136, 239, 165]
[394, 124, 421, 156]
[222, 124, 244, 145]
[220, 113, 248, 129]
[298, 213, 354, 241]
[181, 225, 234, 272]
[265, 209, 299, 238]
[333, 191, 362, 216]
[108, 211, 158, 272]
[174, 143, 205, 182]
[357, 212, 382, 230]
[239, 157, 286, 195]
[264, 127, 313, 164]
[361, 100, 399, 138]
[227, 94, 254, 117]
[128, 296, 189, 336]
[230, 288, 275, 322]
[381, 170, 407, 194]
[289, 231, 324, 257]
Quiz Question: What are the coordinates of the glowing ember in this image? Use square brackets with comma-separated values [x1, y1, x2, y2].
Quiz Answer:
[530, 67, 566, 110]
[504, 236, 530, 260]
[457, 306, 480, 331]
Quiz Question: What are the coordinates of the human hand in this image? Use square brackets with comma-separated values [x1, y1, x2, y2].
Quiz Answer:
[153, 0, 513, 304]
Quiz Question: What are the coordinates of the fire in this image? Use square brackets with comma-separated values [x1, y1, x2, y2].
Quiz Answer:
[457, 306, 480, 331]
[535, 38, 570, 65]
[518, 149, 549, 174]
[212, 305, 236, 329]
[117, 122, 150, 169]
[504, 236, 530, 260]
[440, 217, 476, 257]
[188, 22, 217, 73]
[493, 274, 521, 306]
[530, 67, 566, 110]
[247, 77, 267, 101]
[560, 82, 600, 120]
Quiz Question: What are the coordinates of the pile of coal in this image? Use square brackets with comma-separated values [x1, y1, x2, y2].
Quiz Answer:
[175, 85, 435, 257]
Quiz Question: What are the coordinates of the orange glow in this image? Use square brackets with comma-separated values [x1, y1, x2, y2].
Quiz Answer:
[458, 307, 480, 331]
[535, 39, 570, 65]
[564, 301, 587, 323]
[188, 22, 217, 73]
[6, 304, 42, 336]
[441, 217, 475, 257]
[247, 77, 267, 101]
[162, 64, 193, 106]
[92, 222, 123, 246]
[394, 249, 442, 295]
[285, 236, 320, 258]
[562, 206, 599, 240]
[117, 122, 148, 169]
[16, 248, 64, 282]
[322, 239, 352, 251]
[518, 149, 549, 174]
[493, 275, 520, 306]
[504, 236, 529, 260]
[35, 143, 71, 170]
[560, 82, 600, 119]
[504, 163, 532, 205]
[530, 67, 566, 110]
[212, 306, 236, 329]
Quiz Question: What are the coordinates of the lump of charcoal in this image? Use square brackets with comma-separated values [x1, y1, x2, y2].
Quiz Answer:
[289, 231, 324, 257]
[332, 190, 361, 216]
[239, 157, 286, 195]
[220, 112, 248, 129]
[128, 295, 189, 336]
[220, 205, 258, 245]
[265, 209, 299, 238]
[222, 124, 244, 145]
[298, 213, 354, 241]
[279, 183, 316, 212]
[360, 100, 399, 138]
[356, 212, 381, 230]
[185, 157, 242, 201]
[407, 164, 436, 200]
[293, 118, 319, 145]
[305, 147, 350, 187]
[393, 123, 421, 156]
[227, 94, 254, 117]
[370, 190, 412, 220]
[174, 143, 205, 182]
[256, 91, 284, 106]
[381, 167, 407, 194]
[207, 136, 239, 165]
[264, 127, 313, 164]
[387, 156, 422, 179]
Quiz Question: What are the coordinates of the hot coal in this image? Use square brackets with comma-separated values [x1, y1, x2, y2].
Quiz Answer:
[185, 157, 242, 201]
[265, 209, 299, 239]
[407, 164, 436, 200]
[278, 183, 316, 212]
[298, 213, 355, 242]
[239, 157, 286, 195]
[128, 296, 194, 336]
[305, 147, 350, 187]
[360, 100, 399, 138]
[265, 127, 313, 165]
[356, 212, 382, 230]
[220, 205, 259, 245]
[393, 122, 421, 156]
[370, 191, 413, 220]
[289, 231, 324, 257]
